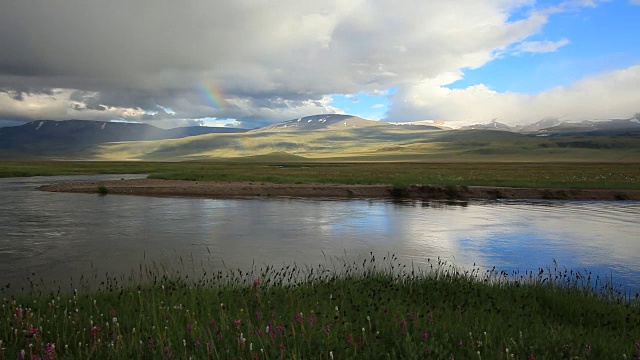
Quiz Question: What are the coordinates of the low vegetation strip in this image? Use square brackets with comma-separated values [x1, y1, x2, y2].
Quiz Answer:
[39, 178, 640, 200]
[1, 257, 638, 359]
[3, 161, 640, 190]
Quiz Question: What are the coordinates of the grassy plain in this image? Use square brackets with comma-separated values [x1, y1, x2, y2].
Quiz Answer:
[2, 257, 638, 360]
[2, 160, 639, 190]
[83, 128, 640, 162]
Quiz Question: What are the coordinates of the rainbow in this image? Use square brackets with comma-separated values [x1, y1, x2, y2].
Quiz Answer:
[199, 81, 228, 109]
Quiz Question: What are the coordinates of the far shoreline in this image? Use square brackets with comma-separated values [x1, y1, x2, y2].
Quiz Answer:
[38, 178, 640, 201]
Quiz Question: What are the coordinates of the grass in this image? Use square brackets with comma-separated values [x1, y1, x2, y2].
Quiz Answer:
[148, 162, 640, 190]
[1, 256, 639, 359]
[1, 161, 639, 189]
[96, 184, 109, 195]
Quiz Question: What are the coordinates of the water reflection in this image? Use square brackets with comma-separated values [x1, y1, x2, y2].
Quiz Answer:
[0, 176, 638, 295]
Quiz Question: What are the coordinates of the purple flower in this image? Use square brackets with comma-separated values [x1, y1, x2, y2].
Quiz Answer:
[422, 330, 429, 342]
[43, 343, 56, 360]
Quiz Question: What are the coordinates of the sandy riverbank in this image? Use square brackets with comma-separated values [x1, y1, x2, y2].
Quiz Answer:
[38, 178, 640, 201]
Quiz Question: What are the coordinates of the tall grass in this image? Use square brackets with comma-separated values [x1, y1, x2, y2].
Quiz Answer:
[2, 255, 638, 359]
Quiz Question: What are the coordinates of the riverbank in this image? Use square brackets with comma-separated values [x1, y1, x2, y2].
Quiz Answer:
[2, 258, 638, 360]
[39, 178, 640, 200]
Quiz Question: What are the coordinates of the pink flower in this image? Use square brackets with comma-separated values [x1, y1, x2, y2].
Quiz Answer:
[90, 325, 102, 338]
[422, 330, 429, 342]
[347, 335, 354, 344]
[43, 343, 56, 360]
[234, 319, 241, 327]
[400, 319, 407, 334]
[252, 279, 261, 288]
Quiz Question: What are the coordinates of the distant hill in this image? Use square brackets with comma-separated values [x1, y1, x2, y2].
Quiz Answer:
[460, 120, 512, 131]
[529, 118, 640, 136]
[0, 120, 246, 149]
[254, 114, 389, 132]
[1, 115, 639, 161]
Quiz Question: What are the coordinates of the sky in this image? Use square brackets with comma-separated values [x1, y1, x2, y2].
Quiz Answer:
[0, 0, 639, 129]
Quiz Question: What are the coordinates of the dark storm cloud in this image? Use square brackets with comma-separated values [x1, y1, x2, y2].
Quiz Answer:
[2, 0, 627, 127]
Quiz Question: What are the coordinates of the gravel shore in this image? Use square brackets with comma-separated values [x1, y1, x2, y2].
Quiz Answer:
[38, 178, 640, 201]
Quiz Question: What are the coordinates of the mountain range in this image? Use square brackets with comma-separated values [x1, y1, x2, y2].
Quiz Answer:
[0, 119, 245, 149]
[0, 114, 639, 161]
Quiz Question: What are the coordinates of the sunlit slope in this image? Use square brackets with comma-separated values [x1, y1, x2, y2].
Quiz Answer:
[88, 125, 640, 162]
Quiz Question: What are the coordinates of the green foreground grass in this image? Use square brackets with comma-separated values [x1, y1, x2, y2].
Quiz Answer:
[2, 257, 639, 360]
[1, 161, 640, 189]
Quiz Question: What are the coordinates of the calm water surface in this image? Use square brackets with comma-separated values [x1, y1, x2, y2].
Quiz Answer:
[1, 175, 639, 294]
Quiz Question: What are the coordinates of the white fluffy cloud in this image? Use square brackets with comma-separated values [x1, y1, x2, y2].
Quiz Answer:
[514, 38, 570, 53]
[0, 0, 632, 128]
[386, 65, 640, 126]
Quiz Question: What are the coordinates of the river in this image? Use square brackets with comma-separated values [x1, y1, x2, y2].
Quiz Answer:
[1, 175, 639, 295]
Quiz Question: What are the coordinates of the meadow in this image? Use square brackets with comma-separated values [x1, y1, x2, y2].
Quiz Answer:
[1, 256, 638, 360]
[2, 161, 639, 190]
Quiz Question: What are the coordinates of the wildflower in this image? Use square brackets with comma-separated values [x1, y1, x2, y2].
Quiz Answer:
[400, 319, 407, 334]
[29, 327, 39, 337]
[347, 335, 354, 345]
[234, 319, 241, 327]
[148, 337, 155, 346]
[187, 323, 193, 334]
[329, 351, 334, 360]
[295, 313, 303, 324]
[422, 330, 429, 342]
[109, 309, 116, 317]
[307, 315, 317, 327]
[43, 343, 56, 360]
[90, 325, 102, 338]
[255, 311, 261, 321]
[428, 313, 433, 324]
[252, 279, 261, 288]
[163, 346, 171, 358]
[408, 312, 415, 319]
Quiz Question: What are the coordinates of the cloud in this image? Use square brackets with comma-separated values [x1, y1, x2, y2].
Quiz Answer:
[0, 0, 547, 126]
[372, 104, 385, 109]
[0, 0, 618, 128]
[514, 38, 570, 54]
[386, 65, 640, 126]
[630, 0, 640, 4]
